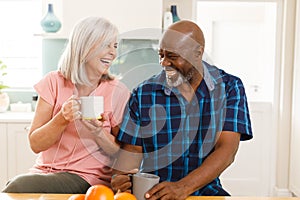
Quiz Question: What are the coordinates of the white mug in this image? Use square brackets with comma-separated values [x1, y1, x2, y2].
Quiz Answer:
[80, 96, 104, 120]
[132, 173, 160, 200]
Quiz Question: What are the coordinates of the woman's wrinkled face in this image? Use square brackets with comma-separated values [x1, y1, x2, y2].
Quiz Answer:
[85, 40, 118, 78]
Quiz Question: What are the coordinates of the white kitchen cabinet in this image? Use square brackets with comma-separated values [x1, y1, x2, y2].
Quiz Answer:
[6, 123, 37, 181]
[0, 112, 36, 190]
[0, 123, 8, 189]
[42, 0, 163, 39]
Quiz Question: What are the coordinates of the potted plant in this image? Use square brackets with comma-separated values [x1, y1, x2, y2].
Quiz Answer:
[0, 60, 10, 112]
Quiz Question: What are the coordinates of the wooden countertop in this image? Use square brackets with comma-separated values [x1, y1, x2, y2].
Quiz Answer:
[0, 193, 299, 200]
[0, 193, 71, 200]
[0, 112, 34, 123]
[187, 197, 300, 200]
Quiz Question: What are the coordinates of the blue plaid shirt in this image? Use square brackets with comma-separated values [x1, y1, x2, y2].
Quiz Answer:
[117, 61, 253, 196]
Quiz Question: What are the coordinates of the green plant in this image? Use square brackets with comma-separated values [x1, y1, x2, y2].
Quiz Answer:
[0, 60, 9, 92]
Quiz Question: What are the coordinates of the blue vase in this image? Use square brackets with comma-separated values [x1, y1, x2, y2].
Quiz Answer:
[171, 5, 180, 23]
[40, 4, 62, 33]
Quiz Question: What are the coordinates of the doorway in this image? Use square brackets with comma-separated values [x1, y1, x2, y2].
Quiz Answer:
[196, 1, 281, 196]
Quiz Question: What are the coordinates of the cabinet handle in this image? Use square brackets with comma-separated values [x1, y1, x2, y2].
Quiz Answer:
[24, 126, 31, 132]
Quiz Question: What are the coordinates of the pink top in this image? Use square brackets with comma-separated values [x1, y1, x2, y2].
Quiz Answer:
[30, 71, 130, 186]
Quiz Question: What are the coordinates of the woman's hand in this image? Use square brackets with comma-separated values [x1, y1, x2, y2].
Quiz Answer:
[80, 113, 107, 135]
[61, 95, 81, 122]
[81, 114, 121, 155]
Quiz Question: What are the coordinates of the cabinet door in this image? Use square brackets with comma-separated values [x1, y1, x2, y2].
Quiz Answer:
[7, 123, 37, 180]
[0, 123, 8, 188]
[220, 102, 273, 196]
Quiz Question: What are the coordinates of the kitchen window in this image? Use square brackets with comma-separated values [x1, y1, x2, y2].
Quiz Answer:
[0, 0, 42, 90]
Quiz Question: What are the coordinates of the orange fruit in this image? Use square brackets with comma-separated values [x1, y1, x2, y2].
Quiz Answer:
[85, 184, 114, 200]
[68, 194, 86, 200]
[114, 192, 137, 200]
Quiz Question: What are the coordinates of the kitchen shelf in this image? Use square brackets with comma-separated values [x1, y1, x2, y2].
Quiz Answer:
[33, 33, 68, 39]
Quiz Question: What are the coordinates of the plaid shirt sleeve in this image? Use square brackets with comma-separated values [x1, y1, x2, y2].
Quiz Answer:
[222, 75, 253, 140]
[117, 88, 143, 145]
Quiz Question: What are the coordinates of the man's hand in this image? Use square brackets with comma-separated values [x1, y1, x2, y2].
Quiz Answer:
[111, 169, 138, 193]
[145, 181, 189, 200]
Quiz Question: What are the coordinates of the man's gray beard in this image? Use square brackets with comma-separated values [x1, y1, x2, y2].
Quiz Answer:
[166, 68, 195, 88]
[166, 74, 185, 87]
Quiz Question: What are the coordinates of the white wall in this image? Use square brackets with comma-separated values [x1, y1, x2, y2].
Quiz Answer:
[289, 0, 300, 196]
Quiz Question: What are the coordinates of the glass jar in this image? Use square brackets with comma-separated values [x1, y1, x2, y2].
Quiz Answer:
[32, 94, 38, 111]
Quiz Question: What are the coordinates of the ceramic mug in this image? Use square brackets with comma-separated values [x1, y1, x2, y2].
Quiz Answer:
[132, 173, 160, 200]
[80, 96, 104, 120]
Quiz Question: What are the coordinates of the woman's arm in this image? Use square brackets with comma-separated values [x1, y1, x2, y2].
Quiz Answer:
[94, 125, 121, 155]
[28, 95, 80, 153]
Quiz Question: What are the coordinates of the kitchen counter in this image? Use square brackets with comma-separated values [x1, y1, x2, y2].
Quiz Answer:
[0, 111, 34, 123]
[0, 193, 299, 200]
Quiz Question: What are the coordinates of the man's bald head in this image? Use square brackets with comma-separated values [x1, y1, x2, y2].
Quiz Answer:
[168, 20, 205, 48]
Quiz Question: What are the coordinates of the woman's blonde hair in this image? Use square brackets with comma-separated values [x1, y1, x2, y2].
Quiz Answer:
[58, 16, 119, 86]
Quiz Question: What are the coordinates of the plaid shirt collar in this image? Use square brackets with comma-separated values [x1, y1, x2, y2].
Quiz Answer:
[152, 61, 217, 96]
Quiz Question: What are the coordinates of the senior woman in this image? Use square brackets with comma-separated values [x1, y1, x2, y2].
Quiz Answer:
[2, 16, 130, 194]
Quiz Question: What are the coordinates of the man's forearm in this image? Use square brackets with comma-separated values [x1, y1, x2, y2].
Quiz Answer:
[177, 131, 240, 195]
[112, 143, 143, 173]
